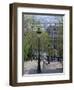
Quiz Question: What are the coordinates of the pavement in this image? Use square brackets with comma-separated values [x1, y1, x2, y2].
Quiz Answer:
[23, 60, 63, 75]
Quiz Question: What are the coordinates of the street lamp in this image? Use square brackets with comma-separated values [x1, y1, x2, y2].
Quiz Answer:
[36, 27, 42, 73]
[47, 44, 50, 64]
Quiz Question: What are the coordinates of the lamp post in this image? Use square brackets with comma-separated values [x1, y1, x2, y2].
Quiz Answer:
[53, 24, 57, 61]
[36, 27, 42, 73]
[48, 44, 50, 64]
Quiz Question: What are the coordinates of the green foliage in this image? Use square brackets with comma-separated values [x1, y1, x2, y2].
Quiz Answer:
[23, 15, 63, 60]
[57, 25, 63, 57]
[48, 48, 58, 57]
[24, 31, 51, 60]
[24, 32, 32, 60]
[23, 15, 52, 60]
[40, 31, 51, 52]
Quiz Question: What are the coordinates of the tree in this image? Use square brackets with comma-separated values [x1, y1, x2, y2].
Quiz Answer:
[23, 15, 51, 61]
[24, 30, 51, 60]
[40, 31, 51, 53]
[46, 16, 63, 58]
[24, 31, 32, 60]
[56, 18, 63, 57]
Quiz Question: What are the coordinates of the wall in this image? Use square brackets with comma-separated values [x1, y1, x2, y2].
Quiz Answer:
[0, 0, 74, 90]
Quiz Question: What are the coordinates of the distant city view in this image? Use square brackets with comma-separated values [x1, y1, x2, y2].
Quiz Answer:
[22, 13, 63, 75]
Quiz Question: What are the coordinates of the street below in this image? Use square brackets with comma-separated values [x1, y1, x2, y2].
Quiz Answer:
[23, 60, 63, 75]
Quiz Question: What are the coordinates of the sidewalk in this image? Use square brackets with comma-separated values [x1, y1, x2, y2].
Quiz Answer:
[23, 60, 63, 74]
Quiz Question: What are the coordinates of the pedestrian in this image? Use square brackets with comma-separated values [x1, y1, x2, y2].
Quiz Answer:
[47, 55, 50, 64]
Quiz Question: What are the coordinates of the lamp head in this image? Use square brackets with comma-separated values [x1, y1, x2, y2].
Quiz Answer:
[36, 27, 41, 34]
